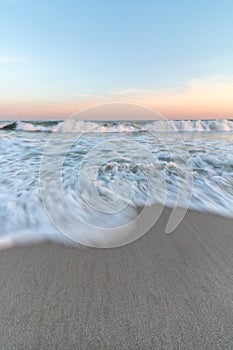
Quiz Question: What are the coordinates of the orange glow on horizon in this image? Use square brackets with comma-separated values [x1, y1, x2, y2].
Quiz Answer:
[0, 79, 233, 120]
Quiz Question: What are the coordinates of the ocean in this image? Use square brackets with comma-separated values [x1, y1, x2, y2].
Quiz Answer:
[0, 119, 233, 248]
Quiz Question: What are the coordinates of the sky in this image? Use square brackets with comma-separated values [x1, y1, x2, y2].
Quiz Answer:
[0, 0, 233, 119]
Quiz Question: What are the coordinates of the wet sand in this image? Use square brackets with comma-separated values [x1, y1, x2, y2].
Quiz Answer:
[0, 208, 233, 349]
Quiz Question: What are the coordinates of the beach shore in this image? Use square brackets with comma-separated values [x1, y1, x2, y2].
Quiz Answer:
[0, 208, 233, 349]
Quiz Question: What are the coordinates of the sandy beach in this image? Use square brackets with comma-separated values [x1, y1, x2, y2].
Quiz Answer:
[0, 208, 233, 349]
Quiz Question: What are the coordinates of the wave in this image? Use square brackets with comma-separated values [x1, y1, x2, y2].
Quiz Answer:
[144, 119, 233, 132]
[16, 121, 59, 132]
[0, 121, 59, 132]
[56, 119, 233, 133]
[0, 119, 233, 133]
[0, 122, 17, 130]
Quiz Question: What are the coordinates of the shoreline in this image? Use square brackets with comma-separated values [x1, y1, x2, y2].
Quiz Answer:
[1, 205, 233, 251]
[0, 208, 233, 349]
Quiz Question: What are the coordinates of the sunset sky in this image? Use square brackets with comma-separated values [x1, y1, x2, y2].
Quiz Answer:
[0, 0, 233, 119]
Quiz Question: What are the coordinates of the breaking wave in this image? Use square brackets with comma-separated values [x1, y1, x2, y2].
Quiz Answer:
[0, 119, 233, 133]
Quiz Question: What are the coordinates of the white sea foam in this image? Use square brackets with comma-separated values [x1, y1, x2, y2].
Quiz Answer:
[56, 119, 233, 133]
[0, 120, 233, 249]
[1, 119, 233, 133]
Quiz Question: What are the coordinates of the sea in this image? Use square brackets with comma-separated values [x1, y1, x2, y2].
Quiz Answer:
[0, 119, 233, 248]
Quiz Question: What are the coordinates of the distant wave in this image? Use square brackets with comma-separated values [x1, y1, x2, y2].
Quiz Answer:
[0, 121, 59, 132]
[143, 119, 233, 132]
[0, 122, 17, 130]
[0, 119, 233, 133]
[56, 119, 233, 133]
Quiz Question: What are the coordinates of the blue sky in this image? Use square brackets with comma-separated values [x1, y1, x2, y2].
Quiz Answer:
[0, 0, 233, 118]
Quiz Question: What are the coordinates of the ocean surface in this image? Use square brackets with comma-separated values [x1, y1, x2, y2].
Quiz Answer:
[0, 119, 233, 247]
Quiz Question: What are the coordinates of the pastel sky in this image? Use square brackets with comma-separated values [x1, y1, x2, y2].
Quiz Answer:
[0, 0, 233, 119]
